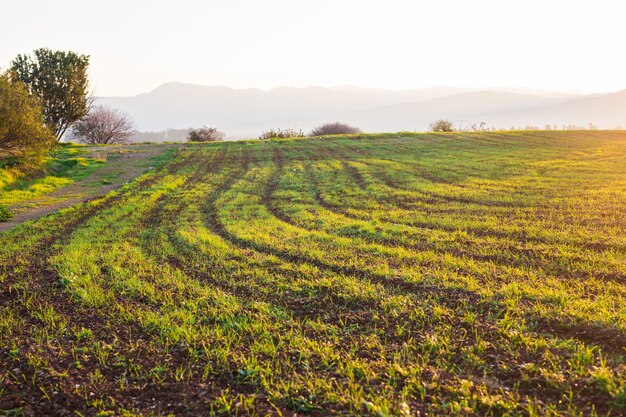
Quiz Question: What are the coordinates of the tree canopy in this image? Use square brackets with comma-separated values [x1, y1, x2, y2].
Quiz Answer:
[10, 48, 90, 141]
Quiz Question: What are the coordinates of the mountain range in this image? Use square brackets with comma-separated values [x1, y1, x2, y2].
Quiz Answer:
[97, 83, 626, 139]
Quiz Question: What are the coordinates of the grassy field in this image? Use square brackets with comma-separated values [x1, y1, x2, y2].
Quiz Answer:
[0, 131, 625, 416]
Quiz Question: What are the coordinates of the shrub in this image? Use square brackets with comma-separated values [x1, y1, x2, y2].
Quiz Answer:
[258, 128, 304, 140]
[0, 73, 55, 169]
[0, 204, 13, 222]
[310, 122, 361, 136]
[187, 126, 225, 142]
[430, 119, 454, 132]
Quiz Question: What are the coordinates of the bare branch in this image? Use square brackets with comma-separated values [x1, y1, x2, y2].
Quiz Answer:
[69, 105, 136, 145]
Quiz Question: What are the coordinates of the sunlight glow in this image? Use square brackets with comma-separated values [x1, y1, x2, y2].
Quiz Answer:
[1, 0, 624, 95]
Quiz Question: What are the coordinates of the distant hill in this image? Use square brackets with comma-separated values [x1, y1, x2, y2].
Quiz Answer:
[480, 90, 626, 129]
[97, 83, 625, 138]
[99, 83, 477, 136]
[346, 91, 579, 131]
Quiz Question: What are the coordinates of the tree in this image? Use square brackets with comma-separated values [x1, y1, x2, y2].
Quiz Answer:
[69, 106, 136, 144]
[187, 126, 225, 142]
[310, 122, 361, 136]
[10, 48, 90, 141]
[0, 73, 55, 167]
[429, 119, 454, 132]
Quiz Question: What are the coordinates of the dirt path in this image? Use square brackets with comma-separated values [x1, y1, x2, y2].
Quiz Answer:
[0, 144, 174, 232]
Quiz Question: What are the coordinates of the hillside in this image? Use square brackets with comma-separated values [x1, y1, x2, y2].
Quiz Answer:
[98, 84, 588, 137]
[1, 131, 625, 416]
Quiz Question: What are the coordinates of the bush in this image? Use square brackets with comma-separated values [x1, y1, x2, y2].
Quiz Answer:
[430, 119, 454, 132]
[259, 128, 305, 140]
[187, 126, 225, 142]
[310, 122, 361, 136]
[0, 204, 13, 222]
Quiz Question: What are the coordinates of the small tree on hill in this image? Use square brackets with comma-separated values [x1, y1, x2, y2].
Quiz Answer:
[310, 122, 361, 136]
[0, 73, 55, 167]
[430, 119, 454, 132]
[187, 126, 225, 142]
[69, 106, 136, 144]
[10, 48, 90, 141]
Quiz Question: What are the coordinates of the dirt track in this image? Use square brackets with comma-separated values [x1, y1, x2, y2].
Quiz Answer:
[0, 144, 173, 232]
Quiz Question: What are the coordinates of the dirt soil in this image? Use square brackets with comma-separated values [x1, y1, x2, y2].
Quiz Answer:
[0, 144, 173, 232]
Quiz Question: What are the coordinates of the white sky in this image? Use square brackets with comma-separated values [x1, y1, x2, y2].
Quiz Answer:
[1, 0, 624, 96]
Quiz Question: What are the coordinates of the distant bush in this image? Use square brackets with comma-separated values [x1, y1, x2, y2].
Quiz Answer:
[430, 119, 455, 132]
[0, 204, 13, 222]
[187, 126, 225, 142]
[259, 128, 305, 140]
[310, 122, 361, 136]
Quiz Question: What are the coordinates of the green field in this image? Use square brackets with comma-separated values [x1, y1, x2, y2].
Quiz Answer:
[1, 131, 625, 416]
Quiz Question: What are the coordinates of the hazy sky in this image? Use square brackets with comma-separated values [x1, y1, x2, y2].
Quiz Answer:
[1, 0, 624, 96]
